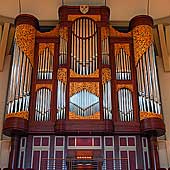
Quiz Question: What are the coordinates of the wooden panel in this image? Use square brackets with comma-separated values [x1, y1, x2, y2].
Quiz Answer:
[0, 23, 10, 71]
[158, 24, 170, 71]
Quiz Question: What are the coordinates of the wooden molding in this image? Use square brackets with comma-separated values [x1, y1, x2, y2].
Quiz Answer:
[0, 23, 10, 71]
[157, 24, 170, 71]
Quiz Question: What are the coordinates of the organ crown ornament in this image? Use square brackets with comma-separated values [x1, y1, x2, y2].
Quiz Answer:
[80, 5, 89, 14]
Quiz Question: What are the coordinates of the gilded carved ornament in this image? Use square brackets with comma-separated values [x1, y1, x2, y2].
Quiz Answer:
[109, 26, 132, 37]
[36, 25, 60, 37]
[35, 84, 52, 91]
[5, 111, 29, 120]
[15, 24, 36, 66]
[68, 15, 101, 21]
[132, 25, 153, 65]
[59, 26, 68, 41]
[114, 43, 130, 57]
[70, 82, 99, 97]
[140, 112, 163, 121]
[39, 43, 54, 56]
[57, 68, 67, 84]
[70, 69, 99, 78]
[101, 27, 109, 40]
[69, 111, 100, 120]
[102, 68, 111, 85]
[116, 84, 133, 92]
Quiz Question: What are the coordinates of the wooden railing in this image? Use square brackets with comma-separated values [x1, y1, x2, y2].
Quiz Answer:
[41, 158, 128, 170]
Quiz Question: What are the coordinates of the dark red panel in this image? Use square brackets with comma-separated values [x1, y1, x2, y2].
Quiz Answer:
[128, 137, 135, 146]
[144, 151, 149, 169]
[94, 138, 100, 146]
[76, 138, 92, 146]
[120, 138, 127, 146]
[19, 151, 24, 168]
[143, 138, 147, 147]
[56, 137, 63, 146]
[32, 151, 40, 170]
[40, 151, 48, 170]
[68, 137, 75, 146]
[55, 151, 63, 169]
[34, 137, 41, 146]
[129, 151, 136, 170]
[106, 151, 113, 170]
[21, 138, 26, 147]
[42, 137, 49, 146]
[105, 137, 113, 146]
[120, 151, 128, 169]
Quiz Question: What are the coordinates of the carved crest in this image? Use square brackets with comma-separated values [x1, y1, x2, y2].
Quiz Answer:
[80, 5, 89, 14]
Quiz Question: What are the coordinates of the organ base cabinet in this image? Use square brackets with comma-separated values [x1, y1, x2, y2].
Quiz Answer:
[3, 5, 165, 170]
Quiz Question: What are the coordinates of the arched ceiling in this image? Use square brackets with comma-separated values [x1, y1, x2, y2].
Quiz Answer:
[0, 0, 170, 21]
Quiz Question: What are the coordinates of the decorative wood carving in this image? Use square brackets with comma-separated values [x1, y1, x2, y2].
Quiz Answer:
[5, 111, 29, 120]
[70, 69, 99, 78]
[132, 25, 153, 65]
[101, 27, 109, 40]
[114, 43, 130, 57]
[39, 43, 54, 56]
[15, 24, 36, 66]
[102, 68, 111, 85]
[57, 68, 67, 84]
[69, 82, 99, 97]
[35, 84, 52, 91]
[68, 15, 101, 21]
[59, 26, 68, 41]
[140, 112, 163, 120]
[116, 84, 133, 92]
[69, 112, 100, 120]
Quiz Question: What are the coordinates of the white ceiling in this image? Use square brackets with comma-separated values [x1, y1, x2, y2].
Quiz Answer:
[0, 0, 170, 21]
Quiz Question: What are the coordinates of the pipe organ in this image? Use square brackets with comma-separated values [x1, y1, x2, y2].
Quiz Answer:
[37, 44, 54, 80]
[71, 18, 98, 75]
[3, 7, 165, 170]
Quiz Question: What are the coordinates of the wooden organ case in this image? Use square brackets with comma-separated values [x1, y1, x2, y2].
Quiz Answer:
[3, 5, 165, 170]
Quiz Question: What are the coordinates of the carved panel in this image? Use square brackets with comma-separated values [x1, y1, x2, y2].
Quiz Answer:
[114, 43, 130, 57]
[5, 111, 29, 120]
[140, 112, 163, 121]
[102, 68, 111, 85]
[15, 24, 36, 66]
[69, 112, 100, 120]
[70, 82, 99, 97]
[35, 84, 52, 91]
[59, 26, 68, 41]
[70, 69, 99, 78]
[68, 15, 101, 21]
[39, 43, 54, 56]
[101, 27, 109, 40]
[132, 25, 153, 65]
[57, 68, 67, 84]
[116, 84, 133, 92]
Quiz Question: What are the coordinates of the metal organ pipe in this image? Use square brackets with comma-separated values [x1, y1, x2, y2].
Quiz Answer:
[35, 88, 51, 121]
[102, 37, 110, 65]
[7, 43, 33, 114]
[37, 47, 53, 80]
[69, 90, 99, 117]
[71, 18, 98, 75]
[115, 48, 131, 80]
[136, 44, 161, 114]
[57, 80, 66, 120]
[118, 88, 134, 122]
[103, 80, 112, 120]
